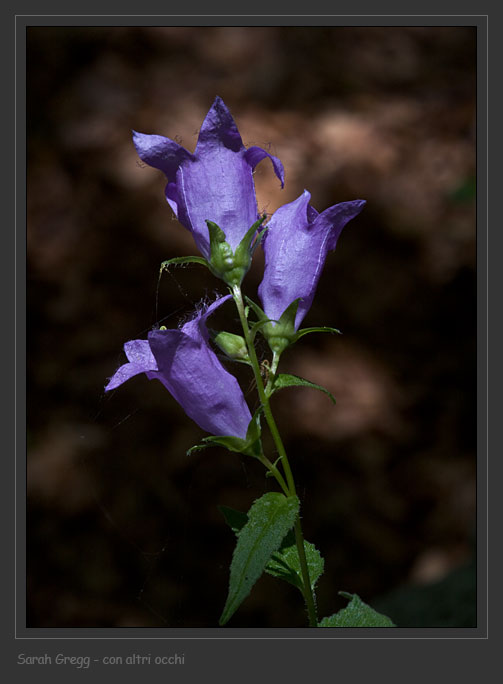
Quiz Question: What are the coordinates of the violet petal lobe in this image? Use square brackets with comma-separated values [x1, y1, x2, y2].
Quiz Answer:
[258, 191, 366, 330]
[105, 339, 158, 391]
[196, 95, 243, 152]
[132, 131, 194, 179]
[244, 146, 285, 189]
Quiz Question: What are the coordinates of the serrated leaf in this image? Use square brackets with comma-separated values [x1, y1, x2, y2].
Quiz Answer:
[271, 373, 336, 405]
[219, 507, 324, 593]
[267, 539, 324, 592]
[318, 592, 396, 627]
[219, 492, 299, 625]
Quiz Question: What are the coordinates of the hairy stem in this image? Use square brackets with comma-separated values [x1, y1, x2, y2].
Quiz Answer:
[232, 284, 318, 627]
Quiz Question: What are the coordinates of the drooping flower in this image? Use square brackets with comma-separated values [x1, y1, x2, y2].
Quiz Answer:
[105, 296, 251, 439]
[258, 190, 366, 332]
[133, 96, 284, 260]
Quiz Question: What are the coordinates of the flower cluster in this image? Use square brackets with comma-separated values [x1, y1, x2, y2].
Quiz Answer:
[106, 97, 365, 440]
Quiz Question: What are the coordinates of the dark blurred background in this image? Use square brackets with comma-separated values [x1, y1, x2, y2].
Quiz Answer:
[26, 26, 477, 628]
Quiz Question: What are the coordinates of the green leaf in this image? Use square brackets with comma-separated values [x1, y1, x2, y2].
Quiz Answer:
[267, 538, 324, 592]
[186, 434, 247, 457]
[159, 255, 209, 273]
[319, 592, 396, 627]
[219, 508, 324, 594]
[295, 326, 342, 340]
[271, 373, 336, 405]
[219, 492, 300, 625]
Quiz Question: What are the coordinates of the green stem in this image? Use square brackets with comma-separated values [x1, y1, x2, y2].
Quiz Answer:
[265, 351, 280, 396]
[232, 284, 318, 627]
[258, 454, 290, 497]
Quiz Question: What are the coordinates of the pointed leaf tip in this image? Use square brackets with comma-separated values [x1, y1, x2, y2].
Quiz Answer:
[219, 493, 299, 625]
[272, 373, 336, 405]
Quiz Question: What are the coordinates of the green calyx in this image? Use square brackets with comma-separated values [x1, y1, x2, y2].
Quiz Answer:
[245, 296, 343, 355]
[186, 407, 263, 459]
[246, 297, 301, 355]
[206, 216, 267, 287]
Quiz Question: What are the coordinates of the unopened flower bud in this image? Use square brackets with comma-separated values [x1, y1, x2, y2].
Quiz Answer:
[211, 330, 250, 363]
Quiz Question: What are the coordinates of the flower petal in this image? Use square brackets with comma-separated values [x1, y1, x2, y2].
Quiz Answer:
[259, 191, 365, 330]
[258, 190, 313, 327]
[148, 296, 251, 438]
[124, 339, 158, 367]
[105, 340, 158, 391]
[133, 130, 194, 180]
[175, 100, 258, 252]
[195, 96, 244, 153]
[182, 294, 233, 343]
[318, 199, 367, 251]
[165, 181, 179, 217]
[244, 146, 285, 188]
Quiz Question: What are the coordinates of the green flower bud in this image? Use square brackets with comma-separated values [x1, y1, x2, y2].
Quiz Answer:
[211, 330, 250, 363]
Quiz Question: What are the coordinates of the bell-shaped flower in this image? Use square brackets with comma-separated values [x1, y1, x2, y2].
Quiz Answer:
[133, 96, 284, 260]
[105, 296, 251, 439]
[258, 190, 366, 334]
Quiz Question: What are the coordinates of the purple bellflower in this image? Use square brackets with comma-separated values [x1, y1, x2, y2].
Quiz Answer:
[133, 96, 284, 260]
[105, 296, 251, 439]
[258, 190, 366, 333]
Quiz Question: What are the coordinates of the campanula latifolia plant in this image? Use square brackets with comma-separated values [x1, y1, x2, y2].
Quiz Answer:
[106, 97, 395, 628]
